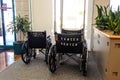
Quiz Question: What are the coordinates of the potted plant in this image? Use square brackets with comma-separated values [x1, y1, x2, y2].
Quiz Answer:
[93, 5, 120, 80]
[8, 14, 31, 54]
[95, 5, 120, 35]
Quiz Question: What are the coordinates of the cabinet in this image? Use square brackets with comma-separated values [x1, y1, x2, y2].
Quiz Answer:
[93, 28, 120, 80]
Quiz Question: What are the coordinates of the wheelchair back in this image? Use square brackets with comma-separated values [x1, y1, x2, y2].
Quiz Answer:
[28, 31, 46, 48]
[55, 33, 83, 53]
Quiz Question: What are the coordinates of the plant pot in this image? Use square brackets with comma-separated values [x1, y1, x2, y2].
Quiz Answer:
[93, 27, 120, 80]
[13, 41, 25, 55]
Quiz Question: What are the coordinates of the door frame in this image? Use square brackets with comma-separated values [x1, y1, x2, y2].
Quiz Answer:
[0, 0, 15, 49]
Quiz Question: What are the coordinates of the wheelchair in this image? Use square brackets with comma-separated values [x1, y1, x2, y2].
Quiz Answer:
[21, 31, 52, 64]
[48, 28, 88, 76]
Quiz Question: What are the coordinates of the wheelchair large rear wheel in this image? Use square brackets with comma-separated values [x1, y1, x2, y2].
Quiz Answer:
[81, 41, 88, 76]
[21, 41, 31, 64]
[45, 42, 52, 64]
[21, 51, 31, 64]
[45, 48, 49, 64]
[48, 45, 56, 73]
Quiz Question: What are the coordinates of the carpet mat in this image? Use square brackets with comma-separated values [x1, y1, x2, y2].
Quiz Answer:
[0, 53, 102, 80]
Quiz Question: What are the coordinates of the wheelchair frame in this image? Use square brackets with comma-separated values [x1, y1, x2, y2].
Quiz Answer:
[21, 31, 52, 64]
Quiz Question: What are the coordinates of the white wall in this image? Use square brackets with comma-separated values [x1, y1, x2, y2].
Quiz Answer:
[15, 0, 29, 16]
[15, 0, 29, 41]
[85, 0, 94, 51]
[30, 0, 53, 37]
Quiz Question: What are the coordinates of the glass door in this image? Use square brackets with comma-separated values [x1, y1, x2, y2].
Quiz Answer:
[0, 0, 15, 48]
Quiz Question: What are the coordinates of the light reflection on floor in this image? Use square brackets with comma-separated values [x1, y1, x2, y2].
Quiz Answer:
[0, 50, 20, 72]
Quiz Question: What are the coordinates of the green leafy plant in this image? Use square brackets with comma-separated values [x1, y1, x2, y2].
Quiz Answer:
[95, 5, 109, 30]
[8, 14, 31, 41]
[95, 5, 120, 35]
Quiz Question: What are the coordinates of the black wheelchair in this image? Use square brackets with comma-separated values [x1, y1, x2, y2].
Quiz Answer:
[48, 28, 88, 76]
[21, 31, 52, 64]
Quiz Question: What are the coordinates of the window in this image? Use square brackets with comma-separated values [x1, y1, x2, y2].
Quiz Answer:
[110, 0, 120, 11]
[54, 0, 85, 33]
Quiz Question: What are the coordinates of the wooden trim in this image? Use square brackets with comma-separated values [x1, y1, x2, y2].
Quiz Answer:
[94, 27, 120, 39]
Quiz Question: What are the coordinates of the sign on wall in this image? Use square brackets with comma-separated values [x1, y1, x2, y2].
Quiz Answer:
[0, 3, 12, 11]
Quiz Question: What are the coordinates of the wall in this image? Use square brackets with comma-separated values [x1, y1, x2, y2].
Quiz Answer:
[30, 0, 53, 37]
[15, 0, 29, 41]
[29, 0, 54, 43]
[15, 0, 29, 16]
[85, 0, 94, 51]
[15, 0, 53, 42]
[93, 0, 110, 23]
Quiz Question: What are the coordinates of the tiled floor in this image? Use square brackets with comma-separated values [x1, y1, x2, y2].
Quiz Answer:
[0, 50, 21, 72]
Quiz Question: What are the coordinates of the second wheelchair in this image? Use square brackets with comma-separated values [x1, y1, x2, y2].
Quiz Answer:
[21, 31, 52, 64]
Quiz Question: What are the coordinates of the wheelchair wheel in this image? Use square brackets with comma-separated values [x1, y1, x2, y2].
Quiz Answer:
[81, 41, 88, 76]
[45, 42, 52, 64]
[21, 41, 31, 64]
[48, 45, 56, 73]
[45, 48, 49, 64]
[21, 51, 31, 64]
